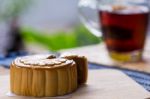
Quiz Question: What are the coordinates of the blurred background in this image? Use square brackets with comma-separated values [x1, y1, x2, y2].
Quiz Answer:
[0, 0, 101, 55]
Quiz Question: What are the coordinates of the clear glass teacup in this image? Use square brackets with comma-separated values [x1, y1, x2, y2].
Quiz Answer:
[78, 0, 150, 62]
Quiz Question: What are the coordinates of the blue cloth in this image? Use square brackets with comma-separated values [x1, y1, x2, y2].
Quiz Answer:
[1, 52, 150, 91]
[0, 51, 27, 68]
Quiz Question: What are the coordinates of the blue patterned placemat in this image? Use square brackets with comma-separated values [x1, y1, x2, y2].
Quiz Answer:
[1, 52, 150, 92]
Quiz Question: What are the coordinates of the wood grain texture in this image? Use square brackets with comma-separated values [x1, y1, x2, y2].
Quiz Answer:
[0, 69, 150, 99]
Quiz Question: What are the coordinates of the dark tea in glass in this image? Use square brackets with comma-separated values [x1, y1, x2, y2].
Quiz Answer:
[99, 5, 149, 61]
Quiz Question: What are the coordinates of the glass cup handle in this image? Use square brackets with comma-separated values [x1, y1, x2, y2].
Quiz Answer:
[78, 0, 102, 37]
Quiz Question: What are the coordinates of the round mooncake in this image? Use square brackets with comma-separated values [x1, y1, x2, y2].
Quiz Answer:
[10, 54, 77, 97]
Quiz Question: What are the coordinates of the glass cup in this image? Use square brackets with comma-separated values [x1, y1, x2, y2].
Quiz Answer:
[78, 0, 150, 62]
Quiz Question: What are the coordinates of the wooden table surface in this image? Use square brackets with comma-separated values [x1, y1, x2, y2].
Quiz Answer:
[1, 68, 150, 98]
[0, 69, 150, 99]
[60, 39, 150, 73]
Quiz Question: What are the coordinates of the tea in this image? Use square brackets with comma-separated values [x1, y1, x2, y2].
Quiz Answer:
[99, 5, 149, 53]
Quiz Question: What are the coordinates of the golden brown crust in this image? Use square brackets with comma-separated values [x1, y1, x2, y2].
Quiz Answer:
[10, 54, 78, 97]
[60, 52, 88, 85]
[10, 53, 88, 97]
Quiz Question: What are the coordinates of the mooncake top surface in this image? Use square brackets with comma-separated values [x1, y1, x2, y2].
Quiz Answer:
[12, 54, 74, 69]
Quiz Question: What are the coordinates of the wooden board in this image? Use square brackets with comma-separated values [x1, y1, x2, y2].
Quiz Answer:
[0, 69, 150, 99]
[60, 40, 150, 73]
